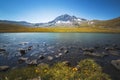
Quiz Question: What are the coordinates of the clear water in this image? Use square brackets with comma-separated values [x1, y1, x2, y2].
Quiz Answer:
[0, 33, 120, 66]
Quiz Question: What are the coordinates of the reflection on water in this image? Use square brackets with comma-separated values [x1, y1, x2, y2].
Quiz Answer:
[0, 33, 120, 65]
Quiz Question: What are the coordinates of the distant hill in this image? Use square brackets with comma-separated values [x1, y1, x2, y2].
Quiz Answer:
[0, 14, 120, 32]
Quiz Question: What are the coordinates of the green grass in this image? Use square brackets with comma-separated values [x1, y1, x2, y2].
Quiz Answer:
[0, 59, 111, 80]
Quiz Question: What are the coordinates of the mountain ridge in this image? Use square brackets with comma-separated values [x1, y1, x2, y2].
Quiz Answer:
[0, 14, 120, 28]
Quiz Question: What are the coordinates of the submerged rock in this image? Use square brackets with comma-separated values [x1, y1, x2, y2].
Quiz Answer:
[0, 48, 6, 52]
[38, 55, 45, 60]
[0, 66, 9, 71]
[83, 52, 108, 58]
[19, 49, 26, 56]
[27, 60, 38, 66]
[62, 61, 71, 66]
[28, 46, 33, 51]
[47, 56, 53, 61]
[82, 48, 94, 53]
[111, 59, 120, 70]
[64, 50, 69, 54]
[18, 57, 28, 64]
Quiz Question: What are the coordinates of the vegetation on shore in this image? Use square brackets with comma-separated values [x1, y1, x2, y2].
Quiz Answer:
[0, 59, 111, 80]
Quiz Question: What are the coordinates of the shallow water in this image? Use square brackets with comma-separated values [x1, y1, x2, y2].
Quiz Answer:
[0, 33, 120, 66]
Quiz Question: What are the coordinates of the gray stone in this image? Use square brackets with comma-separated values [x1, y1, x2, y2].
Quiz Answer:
[19, 49, 26, 56]
[82, 48, 94, 53]
[0, 48, 6, 52]
[47, 56, 53, 61]
[18, 57, 28, 64]
[64, 50, 69, 54]
[62, 61, 71, 66]
[111, 59, 120, 70]
[0, 66, 9, 71]
[27, 59, 38, 66]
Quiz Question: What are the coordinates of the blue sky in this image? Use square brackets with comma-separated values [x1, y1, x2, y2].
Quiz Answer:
[0, 0, 120, 23]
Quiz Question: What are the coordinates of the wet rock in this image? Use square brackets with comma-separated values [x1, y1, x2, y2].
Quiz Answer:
[47, 56, 53, 61]
[83, 52, 108, 58]
[0, 66, 9, 71]
[19, 42, 29, 45]
[0, 48, 6, 52]
[109, 51, 120, 56]
[111, 59, 120, 70]
[43, 42, 47, 46]
[82, 48, 94, 53]
[64, 50, 69, 54]
[19, 49, 26, 56]
[28, 76, 41, 80]
[38, 55, 45, 60]
[28, 46, 32, 51]
[105, 47, 115, 51]
[27, 60, 38, 66]
[62, 61, 71, 66]
[47, 46, 55, 50]
[55, 53, 62, 58]
[18, 57, 28, 64]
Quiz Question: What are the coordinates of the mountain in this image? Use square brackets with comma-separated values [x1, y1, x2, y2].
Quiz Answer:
[35, 14, 87, 27]
[0, 14, 120, 29]
[0, 20, 34, 27]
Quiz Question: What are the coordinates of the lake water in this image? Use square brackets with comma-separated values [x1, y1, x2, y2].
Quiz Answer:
[0, 33, 120, 66]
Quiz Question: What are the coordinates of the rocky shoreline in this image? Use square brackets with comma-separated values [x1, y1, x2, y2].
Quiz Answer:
[0, 42, 120, 80]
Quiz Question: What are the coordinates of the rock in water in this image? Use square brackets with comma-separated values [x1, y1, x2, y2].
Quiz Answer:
[19, 49, 26, 56]
[18, 57, 28, 64]
[0, 48, 6, 52]
[27, 60, 38, 66]
[111, 59, 120, 70]
[0, 66, 9, 71]
[47, 56, 53, 61]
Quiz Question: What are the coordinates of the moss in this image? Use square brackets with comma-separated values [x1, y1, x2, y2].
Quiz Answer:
[0, 59, 111, 80]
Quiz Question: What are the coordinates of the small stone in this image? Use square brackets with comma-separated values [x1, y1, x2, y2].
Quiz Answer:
[83, 48, 95, 53]
[27, 60, 38, 66]
[62, 61, 71, 66]
[19, 49, 26, 56]
[0, 66, 9, 71]
[18, 57, 28, 64]
[28, 46, 32, 50]
[0, 48, 6, 52]
[47, 56, 53, 61]
[64, 50, 69, 54]
[111, 59, 120, 70]
[38, 55, 45, 60]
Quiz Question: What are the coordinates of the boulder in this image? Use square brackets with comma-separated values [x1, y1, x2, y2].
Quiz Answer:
[27, 60, 38, 66]
[83, 52, 108, 58]
[62, 61, 71, 66]
[111, 59, 120, 70]
[38, 55, 45, 60]
[82, 48, 94, 53]
[18, 57, 28, 64]
[0, 66, 9, 71]
[0, 48, 6, 52]
[47, 56, 53, 61]
[105, 47, 115, 51]
[28, 46, 32, 50]
[19, 49, 26, 56]
[64, 50, 69, 54]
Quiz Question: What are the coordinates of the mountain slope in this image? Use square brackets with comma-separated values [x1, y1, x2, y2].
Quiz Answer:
[35, 14, 87, 27]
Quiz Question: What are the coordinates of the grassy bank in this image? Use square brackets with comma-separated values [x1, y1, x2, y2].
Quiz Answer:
[0, 59, 111, 80]
[0, 27, 120, 33]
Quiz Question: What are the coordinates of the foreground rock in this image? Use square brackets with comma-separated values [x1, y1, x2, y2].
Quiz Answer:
[83, 52, 108, 58]
[26, 60, 38, 66]
[0, 48, 6, 52]
[19, 49, 27, 56]
[18, 57, 28, 64]
[0, 66, 9, 71]
[111, 59, 120, 70]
